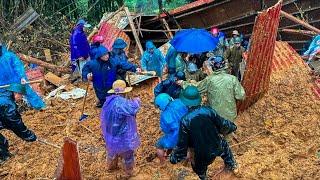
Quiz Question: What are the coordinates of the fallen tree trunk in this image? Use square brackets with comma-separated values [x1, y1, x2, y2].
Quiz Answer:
[18, 53, 71, 74]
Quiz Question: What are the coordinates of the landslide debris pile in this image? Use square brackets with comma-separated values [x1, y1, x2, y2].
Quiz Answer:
[0, 59, 319, 179]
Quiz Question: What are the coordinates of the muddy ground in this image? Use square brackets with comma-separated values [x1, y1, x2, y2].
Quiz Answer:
[0, 59, 319, 179]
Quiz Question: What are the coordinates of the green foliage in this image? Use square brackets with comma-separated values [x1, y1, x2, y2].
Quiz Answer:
[0, 0, 125, 25]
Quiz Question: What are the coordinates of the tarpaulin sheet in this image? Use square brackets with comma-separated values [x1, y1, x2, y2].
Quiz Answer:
[98, 22, 131, 53]
[238, 1, 282, 112]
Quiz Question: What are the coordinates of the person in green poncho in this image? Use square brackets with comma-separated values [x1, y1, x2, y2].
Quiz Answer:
[179, 56, 245, 122]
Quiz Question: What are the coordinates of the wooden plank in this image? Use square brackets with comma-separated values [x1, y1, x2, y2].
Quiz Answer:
[124, 7, 144, 55]
[44, 72, 74, 91]
[44, 49, 52, 62]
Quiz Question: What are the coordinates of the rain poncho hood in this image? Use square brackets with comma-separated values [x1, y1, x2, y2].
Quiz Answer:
[211, 32, 229, 57]
[183, 70, 245, 121]
[0, 46, 45, 110]
[100, 95, 141, 154]
[141, 41, 166, 76]
[157, 99, 188, 149]
[82, 46, 137, 103]
[69, 25, 90, 61]
[146, 41, 156, 51]
[165, 46, 178, 68]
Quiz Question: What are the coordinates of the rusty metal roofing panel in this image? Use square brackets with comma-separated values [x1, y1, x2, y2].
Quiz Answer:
[238, 1, 283, 112]
[98, 22, 130, 53]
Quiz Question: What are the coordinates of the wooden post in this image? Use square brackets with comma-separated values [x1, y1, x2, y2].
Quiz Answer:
[280, 10, 320, 34]
[161, 18, 173, 39]
[124, 7, 144, 56]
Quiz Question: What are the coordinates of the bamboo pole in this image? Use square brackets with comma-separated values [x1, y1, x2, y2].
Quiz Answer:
[124, 6, 144, 56]
[280, 10, 320, 34]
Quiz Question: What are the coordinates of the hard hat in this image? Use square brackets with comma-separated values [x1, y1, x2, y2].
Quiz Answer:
[154, 93, 173, 111]
[179, 86, 201, 107]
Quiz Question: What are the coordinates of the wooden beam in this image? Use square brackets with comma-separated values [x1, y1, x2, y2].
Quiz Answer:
[18, 54, 71, 73]
[161, 18, 173, 39]
[280, 28, 317, 36]
[124, 7, 144, 55]
[280, 10, 320, 34]
[123, 28, 180, 33]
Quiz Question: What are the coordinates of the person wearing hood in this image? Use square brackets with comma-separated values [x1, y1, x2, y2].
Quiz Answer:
[180, 56, 245, 122]
[69, 19, 91, 78]
[165, 46, 179, 77]
[0, 43, 44, 164]
[110, 38, 131, 81]
[224, 37, 245, 80]
[169, 86, 238, 180]
[154, 71, 186, 99]
[209, 27, 229, 57]
[228, 30, 244, 48]
[101, 80, 141, 177]
[82, 46, 141, 107]
[154, 93, 188, 162]
[141, 41, 166, 77]
[185, 62, 207, 82]
[89, 35, 104, 60]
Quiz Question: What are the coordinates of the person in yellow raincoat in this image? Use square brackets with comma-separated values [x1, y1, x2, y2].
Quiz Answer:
[180, 56, 245, 122]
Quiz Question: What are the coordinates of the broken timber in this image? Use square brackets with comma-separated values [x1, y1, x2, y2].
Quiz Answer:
[280, 10, 320, 34]
[18, 54, 70, 73]
[124, 7, 144, 55]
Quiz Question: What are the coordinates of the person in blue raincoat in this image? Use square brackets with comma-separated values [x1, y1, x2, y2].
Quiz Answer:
[89, 35, 104, 60]
[303, 35, 320, 63]
[69, 19, 91, 78]
[154, 93, 188, 162]
[82, 46, 140, 108]
[0, 43, 44, 163]
[141, 41, 166, 77]
[154, 71, 186, 99]
[165, 46, 179, 77]
[209, 27, 229, 57]
[110, 38, 130, 81]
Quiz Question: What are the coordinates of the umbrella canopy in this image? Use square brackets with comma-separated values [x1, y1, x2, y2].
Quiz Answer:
[170, 28, 218, 54]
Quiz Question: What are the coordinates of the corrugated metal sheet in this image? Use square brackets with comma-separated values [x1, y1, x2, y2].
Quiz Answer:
[98, 22, 131, 53]
[238, 1, 282, 112]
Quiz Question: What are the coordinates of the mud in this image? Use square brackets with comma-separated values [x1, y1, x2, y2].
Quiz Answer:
[0, 60, 319, 179]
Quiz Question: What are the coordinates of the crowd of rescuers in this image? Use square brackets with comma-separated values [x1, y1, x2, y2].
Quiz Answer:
[0, 18, 247, 180]
[71, 18, 247, 179]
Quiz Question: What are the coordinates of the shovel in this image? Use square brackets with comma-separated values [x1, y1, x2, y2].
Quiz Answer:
[0, 79, 43, 94]
[79, 81, 90, 122]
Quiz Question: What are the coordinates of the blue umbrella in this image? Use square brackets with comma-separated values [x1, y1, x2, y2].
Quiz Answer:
[170, 28, 218, 54]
